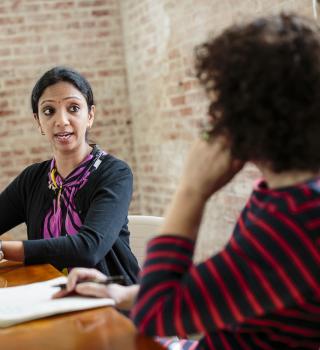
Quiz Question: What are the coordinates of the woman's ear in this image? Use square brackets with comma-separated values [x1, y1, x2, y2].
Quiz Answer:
[88, 105, 95, 128]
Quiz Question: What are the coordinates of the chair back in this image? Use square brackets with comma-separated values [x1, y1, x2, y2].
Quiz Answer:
[128, 215, 164, 266]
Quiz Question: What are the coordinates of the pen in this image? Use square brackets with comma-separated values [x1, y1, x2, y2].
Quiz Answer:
[54, 275, 126, 289]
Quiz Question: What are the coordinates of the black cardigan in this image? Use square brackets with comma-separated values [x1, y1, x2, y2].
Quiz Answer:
[0, 151, 140, 285]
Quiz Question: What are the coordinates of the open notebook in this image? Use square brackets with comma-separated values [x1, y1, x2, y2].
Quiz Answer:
[0, 276, 115, 328]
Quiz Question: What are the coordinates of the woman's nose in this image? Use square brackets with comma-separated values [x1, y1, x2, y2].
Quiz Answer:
[55, 110, 70, 126]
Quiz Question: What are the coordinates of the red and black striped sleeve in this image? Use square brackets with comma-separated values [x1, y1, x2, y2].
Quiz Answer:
[131, 193, 319, 338]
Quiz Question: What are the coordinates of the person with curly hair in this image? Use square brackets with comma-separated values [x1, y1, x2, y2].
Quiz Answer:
[57, 14, 320, 349]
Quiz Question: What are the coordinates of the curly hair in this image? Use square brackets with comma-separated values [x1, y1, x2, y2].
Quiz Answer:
[195, 13, 320, 172]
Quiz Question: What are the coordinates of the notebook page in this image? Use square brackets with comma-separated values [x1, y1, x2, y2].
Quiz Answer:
[0, 277, 115, 327]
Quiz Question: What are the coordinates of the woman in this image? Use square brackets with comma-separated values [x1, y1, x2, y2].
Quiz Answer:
[56, 14, 320, 349]
[0, 66, 139, 285]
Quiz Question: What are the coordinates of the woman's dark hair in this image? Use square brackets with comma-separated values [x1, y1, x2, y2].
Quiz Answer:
[31, 66, 94, 114]
[195, 13, 320, 172]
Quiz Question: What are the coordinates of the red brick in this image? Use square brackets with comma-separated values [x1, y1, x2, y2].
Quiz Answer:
[92, 10, 110, 17]
[171, 96, 186, 106]
[0, 110, 15, 117]
[180, 107, 193, 116]
[0, 17, 24, 26]
[79, 0, 106, 7]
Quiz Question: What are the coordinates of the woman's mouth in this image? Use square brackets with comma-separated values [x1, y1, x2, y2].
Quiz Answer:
[54, 132, 74, 142]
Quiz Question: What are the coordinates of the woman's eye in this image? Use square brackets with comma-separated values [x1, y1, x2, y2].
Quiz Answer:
[69, 105, 80, 113]
[42, 107, 54, 116]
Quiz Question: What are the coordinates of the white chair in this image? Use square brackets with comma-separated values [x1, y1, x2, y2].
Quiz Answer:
[128, 215, 164, 266]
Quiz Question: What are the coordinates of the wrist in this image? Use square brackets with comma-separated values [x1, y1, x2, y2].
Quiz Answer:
[117, 285, 139, 311]
[1, 241, 25, 262]
[176, 184, 210, 203]
[160, 185, 207, 240]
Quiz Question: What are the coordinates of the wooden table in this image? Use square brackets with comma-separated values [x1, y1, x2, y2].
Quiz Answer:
[0, 261, 164, 350]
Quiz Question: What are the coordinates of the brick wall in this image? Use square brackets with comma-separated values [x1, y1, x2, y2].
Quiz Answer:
[121, 0, 314, 261]
[0, 0, 314, 262]
[0, 0, 137, 240]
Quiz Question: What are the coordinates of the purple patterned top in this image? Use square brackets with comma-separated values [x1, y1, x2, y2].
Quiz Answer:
[43, 148, 104, 239]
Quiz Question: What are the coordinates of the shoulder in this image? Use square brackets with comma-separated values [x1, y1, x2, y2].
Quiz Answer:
[98, 153, 133, 179]
[77, 154, 133, 202]
[13, 160, 51, 184]
[1, 160, 51, 202]
[84, 153, 133, 194]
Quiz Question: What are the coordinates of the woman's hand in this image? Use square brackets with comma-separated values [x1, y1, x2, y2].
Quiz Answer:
[54, 267, 107, 296]
[53, 267, 139, 311]
[160, 136, 244, 240]
[179, 136, 244, 200]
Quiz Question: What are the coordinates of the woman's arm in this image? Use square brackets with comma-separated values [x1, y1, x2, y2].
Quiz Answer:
[0, 170, 27, 239]
[160, 137, 243, 240]
[133, 219, 317, 337]
[132, 138, 318, 337]
[0, 168, 29, 261]
[132, 137, 248, 336]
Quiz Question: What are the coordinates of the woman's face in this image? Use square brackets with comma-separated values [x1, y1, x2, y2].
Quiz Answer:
[36, 81, 94, 155]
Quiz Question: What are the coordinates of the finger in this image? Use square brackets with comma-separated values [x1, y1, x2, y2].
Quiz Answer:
[66, 269, 88, 291]
[52, 289, 70, 299]
[75, 282, 110, 298]
[66, 268, 107, 291]
[69, 268, 107, 281]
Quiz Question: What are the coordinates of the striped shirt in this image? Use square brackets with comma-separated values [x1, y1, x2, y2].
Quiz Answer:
[132, 178, 320, 349]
